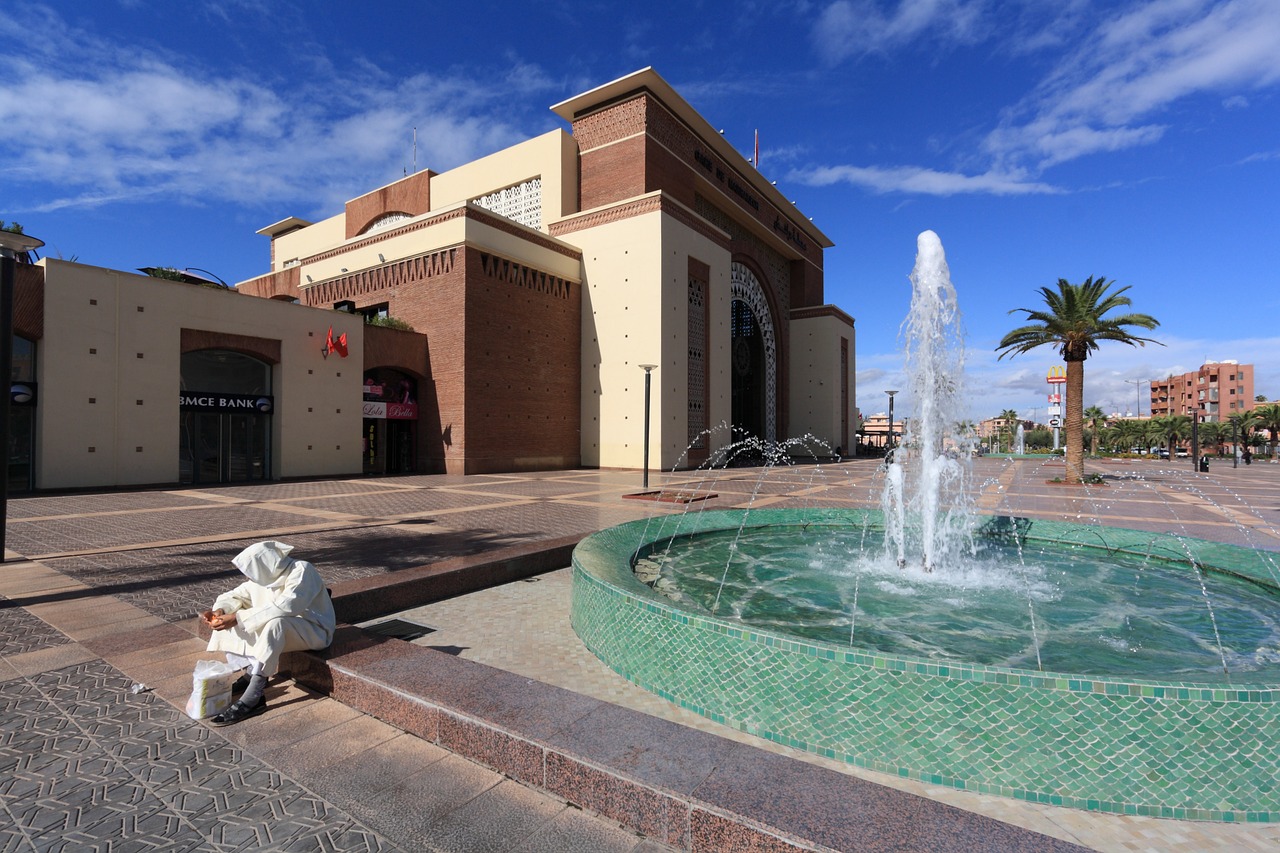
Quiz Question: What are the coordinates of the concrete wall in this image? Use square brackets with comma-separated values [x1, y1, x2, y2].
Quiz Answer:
[789, 307, 856, 455]
[36, 259, 363, 489]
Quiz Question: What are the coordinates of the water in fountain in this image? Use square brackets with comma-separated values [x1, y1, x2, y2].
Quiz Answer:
[883, 230, 974, 572]
[1015, 423, 1025, 455]
[576, 228, 1280, 820]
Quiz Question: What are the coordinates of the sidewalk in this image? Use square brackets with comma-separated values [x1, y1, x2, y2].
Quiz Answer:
[3, 458, 1279, 851]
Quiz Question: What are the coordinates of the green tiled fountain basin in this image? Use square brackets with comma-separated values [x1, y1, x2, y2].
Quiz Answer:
[570, 508, 1280, 822]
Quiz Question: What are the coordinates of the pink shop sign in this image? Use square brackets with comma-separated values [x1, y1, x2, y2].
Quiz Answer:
[363, 401, 418, 420]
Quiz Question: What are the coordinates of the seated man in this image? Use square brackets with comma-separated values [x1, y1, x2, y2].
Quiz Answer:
[200, 540, 336, 726]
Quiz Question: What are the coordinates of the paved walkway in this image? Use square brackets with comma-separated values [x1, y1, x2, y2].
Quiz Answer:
[2, 457, 1279, 851]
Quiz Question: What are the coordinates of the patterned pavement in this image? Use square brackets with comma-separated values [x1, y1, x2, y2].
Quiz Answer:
[3, 458, 1280, 851]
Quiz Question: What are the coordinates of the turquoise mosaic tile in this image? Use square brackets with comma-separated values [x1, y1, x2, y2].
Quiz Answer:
[571, 509, 1280, 822]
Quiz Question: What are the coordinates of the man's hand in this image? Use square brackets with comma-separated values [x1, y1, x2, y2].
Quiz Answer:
[200, 609, 237, 631]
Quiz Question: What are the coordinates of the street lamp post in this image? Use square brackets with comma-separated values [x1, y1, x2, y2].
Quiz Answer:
[639, 364, 657, 489]
[1191, 410, 1200, 472]
[885, 390, 898, 453]
[1125, 378, 1147, 419]
[1232, 419, 1239, 469]
[1, 229, 45, 564]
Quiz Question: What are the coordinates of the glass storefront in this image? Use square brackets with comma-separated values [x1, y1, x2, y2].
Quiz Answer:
[362, 369, 418, 475]
[179, 350, 272, 485]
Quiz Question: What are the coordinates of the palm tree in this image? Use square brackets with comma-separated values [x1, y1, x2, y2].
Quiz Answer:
[998, 409, 1020, 453]
[1252, 403, 1280, 460]
[1084, 406, 1107, 457]
[996, 278, 1160, 482]
[1140, 419, 1164, 455]
[1152, 414, 1191, 459]
[1113, 419, 1143, 454]
[1197, 420, 1224, 456]
[1228, 410, 1259, 459]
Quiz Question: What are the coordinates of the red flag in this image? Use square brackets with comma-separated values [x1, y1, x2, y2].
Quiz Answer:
[325, 326, 349, 358]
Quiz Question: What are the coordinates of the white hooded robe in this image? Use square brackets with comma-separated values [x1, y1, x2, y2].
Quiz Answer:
[205, 541, 336, 676]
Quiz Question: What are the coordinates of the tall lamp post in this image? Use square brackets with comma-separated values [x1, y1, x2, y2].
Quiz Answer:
[639, 364, 657, 489]
[1125, 378, 1147, 418]
[1191, 410, 1200, 472]
[1, 229, 44, 564]
[884, 390, 898, 453]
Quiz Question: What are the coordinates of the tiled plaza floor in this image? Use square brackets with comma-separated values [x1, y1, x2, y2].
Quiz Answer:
[3, 456, 1280, 851]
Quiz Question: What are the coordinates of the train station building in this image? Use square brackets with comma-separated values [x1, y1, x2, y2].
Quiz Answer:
[9, 68, 856, 491]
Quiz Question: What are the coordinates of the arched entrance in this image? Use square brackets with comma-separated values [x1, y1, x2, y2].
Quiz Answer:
[179, 350, 272, 485]
[729, 263, 777, 442]
[362, 368, 419, 475]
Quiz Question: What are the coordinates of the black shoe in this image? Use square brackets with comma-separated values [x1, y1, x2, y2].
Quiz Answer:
[231, 674, 251, 695]
[208, 695, 266, 727]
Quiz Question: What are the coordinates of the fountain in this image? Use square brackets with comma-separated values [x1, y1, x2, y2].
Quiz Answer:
[571, 232, 1280, 821]
[1015, 423, 1025, 455]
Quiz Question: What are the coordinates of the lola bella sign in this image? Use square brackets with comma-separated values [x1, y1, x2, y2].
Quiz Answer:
[362, 401, 418, 420]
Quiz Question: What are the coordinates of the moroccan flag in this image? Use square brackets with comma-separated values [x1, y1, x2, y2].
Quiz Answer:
[326, 326, 349, 358]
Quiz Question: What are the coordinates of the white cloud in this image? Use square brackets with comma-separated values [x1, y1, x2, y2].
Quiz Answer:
[788, 163, 1060, 196]
[813, 0, 988, 65]
[0, 7, 548, 216]
[987, 0, 1280, 169]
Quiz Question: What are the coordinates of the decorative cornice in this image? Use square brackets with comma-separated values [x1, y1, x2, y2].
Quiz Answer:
[302, 208, 469, 266]
[550, 194, 731, 250]
[791, 304, 855, 326]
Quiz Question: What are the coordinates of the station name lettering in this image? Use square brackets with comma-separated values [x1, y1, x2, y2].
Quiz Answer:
[692, 149, 762, 213]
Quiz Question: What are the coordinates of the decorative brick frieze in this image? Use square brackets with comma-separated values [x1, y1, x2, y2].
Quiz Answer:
[477, 252, 574, 300]
[572, 93, 648, 152]
[303, 248, 458, 307]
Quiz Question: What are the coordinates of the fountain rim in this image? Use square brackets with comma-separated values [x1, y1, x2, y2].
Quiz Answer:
[573, 507, 1280, 694]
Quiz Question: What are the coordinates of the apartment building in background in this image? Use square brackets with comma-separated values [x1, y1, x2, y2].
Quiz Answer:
[1150, 361, 1255, 421]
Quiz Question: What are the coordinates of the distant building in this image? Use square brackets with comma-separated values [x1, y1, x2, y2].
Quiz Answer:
[977, 416, 1031, 447]
[1150, 361, 1254, 421]
[860, 412, 903, 448]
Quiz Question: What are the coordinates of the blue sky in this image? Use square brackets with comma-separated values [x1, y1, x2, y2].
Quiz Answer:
[3, 1, 1279, 424]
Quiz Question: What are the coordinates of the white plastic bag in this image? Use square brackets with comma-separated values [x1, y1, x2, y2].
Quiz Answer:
[185, 659, 241, 719]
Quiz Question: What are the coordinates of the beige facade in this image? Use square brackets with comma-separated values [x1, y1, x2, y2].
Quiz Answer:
[30, 259, 364, 490]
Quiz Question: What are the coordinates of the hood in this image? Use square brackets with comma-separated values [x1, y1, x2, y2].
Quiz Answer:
[232, 540, 296, 585]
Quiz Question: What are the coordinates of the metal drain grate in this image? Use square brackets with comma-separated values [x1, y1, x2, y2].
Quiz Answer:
[363, 619, 436, 641]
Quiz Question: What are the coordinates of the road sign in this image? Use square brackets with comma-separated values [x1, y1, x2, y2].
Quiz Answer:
[1049, 417, 1061, 427]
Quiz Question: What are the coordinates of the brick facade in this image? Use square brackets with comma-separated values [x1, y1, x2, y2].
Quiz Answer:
[345, 170, 434, 239]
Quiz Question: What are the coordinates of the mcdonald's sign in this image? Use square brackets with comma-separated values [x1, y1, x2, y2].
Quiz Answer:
[1046, 366, 1067, 385]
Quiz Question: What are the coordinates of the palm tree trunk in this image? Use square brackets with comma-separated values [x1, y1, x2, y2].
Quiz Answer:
[1065, 359, 1085, 482]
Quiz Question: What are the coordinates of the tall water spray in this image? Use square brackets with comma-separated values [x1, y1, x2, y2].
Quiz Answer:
[882, 231, 974, 571]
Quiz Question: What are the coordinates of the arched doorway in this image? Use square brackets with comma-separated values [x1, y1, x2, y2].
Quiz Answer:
[729, 263, 777, 442]
[179, 350, 272, 485]
[362, 368, 419, 475]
